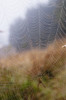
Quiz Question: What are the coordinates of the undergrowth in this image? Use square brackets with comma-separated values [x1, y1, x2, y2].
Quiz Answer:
[0, 39, 66, 100]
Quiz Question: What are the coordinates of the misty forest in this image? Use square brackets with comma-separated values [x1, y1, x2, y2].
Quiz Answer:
[9, 0, 66, 52]
[0, 0, 66, 100]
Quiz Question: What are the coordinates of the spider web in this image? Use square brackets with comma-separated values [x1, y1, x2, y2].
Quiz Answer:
[24, 0, 66, 50]
[0, 0, 66, 57]
[0, 1, 66, 98]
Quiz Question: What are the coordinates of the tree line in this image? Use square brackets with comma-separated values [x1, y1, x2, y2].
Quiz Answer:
[9, 0, 66, 52]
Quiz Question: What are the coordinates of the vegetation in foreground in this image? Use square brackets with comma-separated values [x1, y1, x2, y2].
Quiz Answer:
[0, 40, 66, 100]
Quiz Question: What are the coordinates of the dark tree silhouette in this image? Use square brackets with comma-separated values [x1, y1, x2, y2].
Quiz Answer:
[56, 0, 66, 39]
[9, 18, 30, 52]
[9, 0, 66, 52]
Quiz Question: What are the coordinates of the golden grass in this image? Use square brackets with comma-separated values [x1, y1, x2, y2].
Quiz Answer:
[0, 39, 66, 100]
[0, 39, 66, 77]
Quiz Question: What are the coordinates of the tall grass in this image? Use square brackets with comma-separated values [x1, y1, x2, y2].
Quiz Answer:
[0, 39, 66, 100]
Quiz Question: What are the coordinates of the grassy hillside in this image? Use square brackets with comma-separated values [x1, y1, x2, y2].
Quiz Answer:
[0, 39, 66, 100]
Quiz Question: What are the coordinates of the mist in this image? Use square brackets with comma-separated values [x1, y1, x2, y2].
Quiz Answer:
[0, 0, 49, 48]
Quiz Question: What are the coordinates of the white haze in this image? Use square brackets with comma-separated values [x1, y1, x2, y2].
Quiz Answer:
[0, 0, 49, 48]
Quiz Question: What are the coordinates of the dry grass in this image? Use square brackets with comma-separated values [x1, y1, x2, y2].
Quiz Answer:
[0, 39, 66, 100]
[0, 39, 66, 77]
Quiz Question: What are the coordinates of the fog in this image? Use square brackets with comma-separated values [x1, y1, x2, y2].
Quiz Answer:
[0, 0, 49, 48]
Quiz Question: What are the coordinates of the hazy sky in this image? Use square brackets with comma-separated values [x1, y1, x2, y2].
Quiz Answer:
[0, 0, 49, 48]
